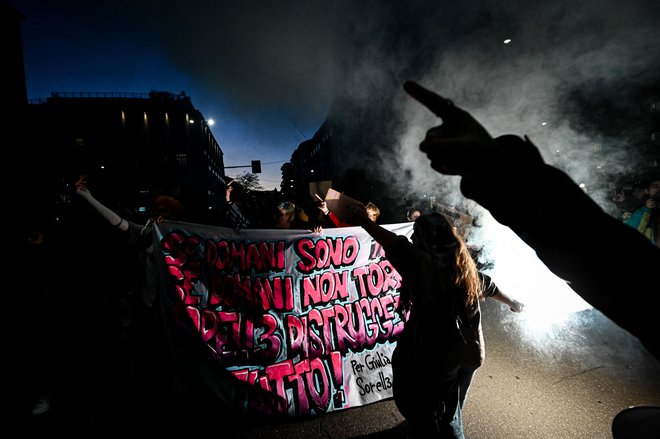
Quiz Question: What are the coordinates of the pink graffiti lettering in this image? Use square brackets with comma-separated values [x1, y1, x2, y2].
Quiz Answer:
[162, 232, 202, 267]
[285, 295, 404, 358]
[352, 260, 402, 298]
[184, 306, 282, 365]
[206, 273, 294, 312]
[232, 368, 286, 417]
[295, 236, 359, 273]
[166, 263, 201, 306]
[205, 239, 285, 273]
[300, 270, 350, 309]
[232, 352, 342, 416]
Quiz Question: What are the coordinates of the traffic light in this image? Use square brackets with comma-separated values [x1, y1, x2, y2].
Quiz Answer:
[251, 160, 261, 173]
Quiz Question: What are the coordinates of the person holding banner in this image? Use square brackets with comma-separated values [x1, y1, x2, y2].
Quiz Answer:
[74, 176, 183, 422]
[317, 194, 381, 227]
[316, 194, 351, 227]
[348, 206, 491, 439]
[271, 200, 323, 232]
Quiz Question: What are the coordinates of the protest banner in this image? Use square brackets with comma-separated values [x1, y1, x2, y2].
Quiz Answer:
[154, 221, 413, 417]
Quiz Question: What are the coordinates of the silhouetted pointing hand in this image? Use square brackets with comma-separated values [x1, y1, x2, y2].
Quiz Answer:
[403, 80, 500, 176]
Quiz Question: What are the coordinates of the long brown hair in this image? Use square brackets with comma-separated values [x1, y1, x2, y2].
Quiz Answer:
[398, 213, 481, 316]
[451, 228, 481, 308]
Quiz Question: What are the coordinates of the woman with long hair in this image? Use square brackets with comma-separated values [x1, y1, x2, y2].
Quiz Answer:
[351, 209, 495, 438]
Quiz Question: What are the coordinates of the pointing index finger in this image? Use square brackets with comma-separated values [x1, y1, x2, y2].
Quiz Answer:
[403, 81, 454, 119]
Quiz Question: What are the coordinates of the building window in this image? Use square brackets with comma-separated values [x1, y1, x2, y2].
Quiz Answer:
[176, 154, 187, 166]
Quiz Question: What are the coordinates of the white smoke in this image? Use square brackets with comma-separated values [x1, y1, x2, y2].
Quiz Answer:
[390, 0, 659, 346]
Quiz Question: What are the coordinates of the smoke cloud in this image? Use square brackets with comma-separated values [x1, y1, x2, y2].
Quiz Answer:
[384, 0, 660, 349]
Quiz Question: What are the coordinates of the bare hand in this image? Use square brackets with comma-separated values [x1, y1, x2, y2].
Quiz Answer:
[509, 300, 525, 313]
[315, 194, 329, 214]
[646, 198, 657, 209]
[74, 175, 90, 196]
[225, 179, 234, 202]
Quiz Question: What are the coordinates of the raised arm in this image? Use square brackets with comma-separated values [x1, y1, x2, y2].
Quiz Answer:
[316, 194, 350, 227]
[74, 176, 129, 232]
[223, 179, 250, 229]
[404, 80, 660, 359]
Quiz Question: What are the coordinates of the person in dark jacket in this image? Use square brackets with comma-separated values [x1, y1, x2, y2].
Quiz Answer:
[348, 207, 516, 438]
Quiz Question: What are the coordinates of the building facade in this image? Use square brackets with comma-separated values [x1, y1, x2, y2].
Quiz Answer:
[25, 91, 227, 222]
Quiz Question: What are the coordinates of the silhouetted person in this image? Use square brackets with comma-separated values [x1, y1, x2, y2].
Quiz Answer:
[402, 80, 660, 361]
[347, 206, 521, 438]
[74, 176, 183, 425]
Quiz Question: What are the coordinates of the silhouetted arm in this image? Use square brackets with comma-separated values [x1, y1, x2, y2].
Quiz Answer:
[346, 202, 398, 247]
[404, 80, 660, 359]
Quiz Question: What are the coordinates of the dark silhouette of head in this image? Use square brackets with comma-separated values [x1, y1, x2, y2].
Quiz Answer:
[412, 212, 459, 254]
